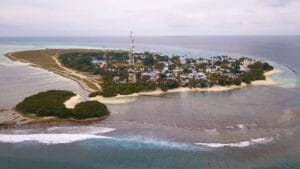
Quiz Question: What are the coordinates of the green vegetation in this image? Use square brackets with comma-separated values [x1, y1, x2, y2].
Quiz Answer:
[159, 79, 180, 91]
[72, 101, 109, 119]
[94, 77, 157, 97]
[241, 61, 273, 84]
[16, 90, 109, 119]
[56, 50, 274, 98]
[93, 59, 273, 97]
[58, 51, 129, 74]
[59, 52, 101, 73]
[8, 50, 101, 91]
[10, 49, 275, 99]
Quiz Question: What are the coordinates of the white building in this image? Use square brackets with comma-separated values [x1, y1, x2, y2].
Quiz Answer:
[180, 56, 186, 64]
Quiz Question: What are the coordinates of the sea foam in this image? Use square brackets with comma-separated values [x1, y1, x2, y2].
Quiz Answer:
[195, 137, 274, 148]
[0, 134, 111, 144]
[107, 136, 205, 151]
[0, 126, 116, 144]
[46, 126, 116, 135]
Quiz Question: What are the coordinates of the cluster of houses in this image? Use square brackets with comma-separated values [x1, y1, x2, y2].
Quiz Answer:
[90, 52, 255, 86]
[139, 55, 254, 86]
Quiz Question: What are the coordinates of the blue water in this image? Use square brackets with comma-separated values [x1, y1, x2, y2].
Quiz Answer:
[1, 36, 300, 169]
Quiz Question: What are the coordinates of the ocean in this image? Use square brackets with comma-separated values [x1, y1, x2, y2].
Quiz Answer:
[0, 36, 300, 169]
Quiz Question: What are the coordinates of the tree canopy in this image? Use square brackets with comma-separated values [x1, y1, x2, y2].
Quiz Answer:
[16, 90, 109, 119]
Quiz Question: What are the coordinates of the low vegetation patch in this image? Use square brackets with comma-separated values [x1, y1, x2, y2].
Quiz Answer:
[16, 90, 109, 119]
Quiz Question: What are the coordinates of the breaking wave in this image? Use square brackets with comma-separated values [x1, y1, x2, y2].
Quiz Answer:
[46, 126, 116, 135]
[111, 136, 203, 151]
[0, 134, 111, 144]
[195, 137, 274, 148]
[0, 132, 201, 151]
[0, 126, 115, 144]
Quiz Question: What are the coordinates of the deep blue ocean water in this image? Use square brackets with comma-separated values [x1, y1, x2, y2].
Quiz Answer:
[1, 36, 300, 169]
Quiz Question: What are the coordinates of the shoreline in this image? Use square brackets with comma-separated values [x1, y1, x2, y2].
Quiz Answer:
[5, 50, 101, 92]
[1, 49, 282, 128]
[86, 68, 281, 105]
[5, 49, 281, 106]
[0, 108, 110, 129]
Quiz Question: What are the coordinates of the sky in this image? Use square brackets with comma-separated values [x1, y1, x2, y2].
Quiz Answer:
[0, 0, 300, 36]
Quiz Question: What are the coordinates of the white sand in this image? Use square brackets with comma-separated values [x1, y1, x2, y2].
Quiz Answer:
[64, 95, 83, 109]
[86, 84, 249, 104]
[138, 68, 281, 95]
[73, 68, 282, 105]
[0, 109, 31, 125]
[88, 95, 138, 104]
[52, 56, 101, 91]
[251, 68, 281, 86]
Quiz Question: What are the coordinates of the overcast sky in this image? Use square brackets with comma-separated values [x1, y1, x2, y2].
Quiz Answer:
[0, 0, 300, 36]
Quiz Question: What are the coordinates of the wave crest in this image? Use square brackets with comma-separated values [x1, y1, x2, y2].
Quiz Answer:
[0, 134, 111, 144]
[195, 137, 274, 148]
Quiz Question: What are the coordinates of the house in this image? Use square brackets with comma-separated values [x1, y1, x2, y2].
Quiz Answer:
[240, 66, 249, 72]
[215, 66, 221, 71]
[157, 61, 169, 73]
[239, 59, 254, 72]
[142, 71, 159, 81]
[241, 59, 254, 68]
[180, 56, 186, 64]
[206, 68, 213, 73]
[91, 59, 102, 65]
[173, 67, 182, 77]
[166, 73, 175, 80]
[113, 76, 120, 83]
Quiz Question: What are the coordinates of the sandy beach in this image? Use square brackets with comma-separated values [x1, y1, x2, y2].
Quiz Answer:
[5, 49, 282, 106]
[6, 50, 102, 92]
[251, 68, 281, 85]
[3, 67, 280, 127]
[64, 95, 83, 109]
[79, 68, 282, 106]
[0, 109, 32, 127]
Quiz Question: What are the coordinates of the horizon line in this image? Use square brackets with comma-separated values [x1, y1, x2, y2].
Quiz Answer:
[1, 34, 300, 38]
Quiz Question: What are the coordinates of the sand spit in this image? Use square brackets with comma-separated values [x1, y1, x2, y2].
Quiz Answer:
[88, 95, 138, 104]
[251, 68, 281, 86]
[6, 50, 101, 92]
[64, 95, 83, 109]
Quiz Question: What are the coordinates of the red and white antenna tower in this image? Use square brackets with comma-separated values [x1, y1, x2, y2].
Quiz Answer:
[129, 31, 135, 63]
[128, 31, 136, 83]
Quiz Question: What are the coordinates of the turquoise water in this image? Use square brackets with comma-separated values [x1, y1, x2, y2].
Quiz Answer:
[1, 36, 300, 169]
[1, 136, 300, 169]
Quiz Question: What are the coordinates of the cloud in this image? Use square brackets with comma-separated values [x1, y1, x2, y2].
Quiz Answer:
[0, 0, 299, 36]
[262, 0, 299, 7]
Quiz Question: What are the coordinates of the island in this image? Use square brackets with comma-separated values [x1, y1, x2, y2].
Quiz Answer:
[16, 90, 109, 120]
[4, 48, 279, 124]
[6, 49, 275, 98]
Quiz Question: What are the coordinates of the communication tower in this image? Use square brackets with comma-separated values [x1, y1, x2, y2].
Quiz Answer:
[128, 31, 136, 83]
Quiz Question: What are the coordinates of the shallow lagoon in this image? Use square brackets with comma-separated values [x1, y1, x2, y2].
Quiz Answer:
[1, 36, 300, 169]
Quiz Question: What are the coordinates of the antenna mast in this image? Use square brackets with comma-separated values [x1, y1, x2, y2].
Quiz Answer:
[129, 31, 135, 65]
[128, 31, 136, 83]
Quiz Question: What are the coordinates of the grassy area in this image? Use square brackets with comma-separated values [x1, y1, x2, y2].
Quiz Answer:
[82, 78, 100, 91]
[8, 49, 101, 91]
[11, 49, 62, 70]
[16, 90, 109, 120]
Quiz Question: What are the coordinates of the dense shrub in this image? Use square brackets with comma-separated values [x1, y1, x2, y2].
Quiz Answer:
[16, 90, 75, 118]
[72, 101, 109, 119]
[88, 91, 102, 97]
[233, 77, 242, 86]
[16, 90, 109, 119]
[248, 62, 274, 72]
